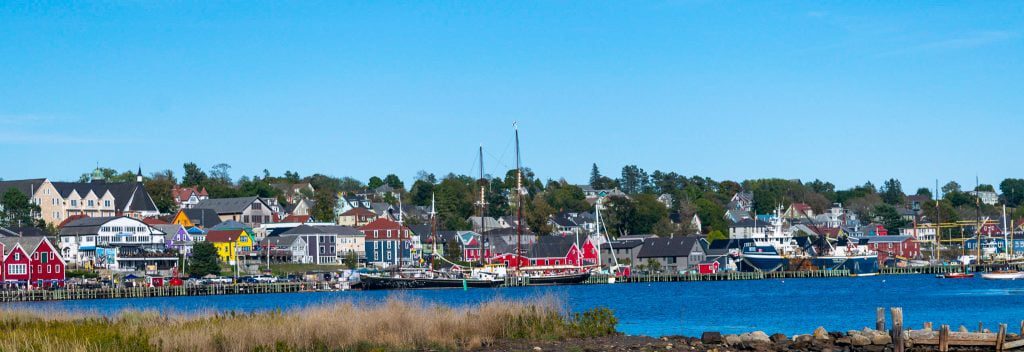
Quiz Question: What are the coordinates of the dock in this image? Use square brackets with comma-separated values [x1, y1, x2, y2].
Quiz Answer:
[0, 282, 310, 303]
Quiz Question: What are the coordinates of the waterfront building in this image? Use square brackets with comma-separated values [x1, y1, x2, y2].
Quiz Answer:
[278, 225, 343, 265]
[728, 218, 771, 239]
[636, 235, 707, 273]
[361, 218, 412, 267]
[859, 235, 920, 264]
[600, 239, 644, 267]
[0, 236, 66, 288]
[153, 224, 193, 256]
[260, 236, 308, 263]
[58, 216, 168, 268]
[205, 229, 254, 265]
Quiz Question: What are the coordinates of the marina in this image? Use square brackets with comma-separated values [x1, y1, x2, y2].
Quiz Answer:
[6, 274, 1024, 337]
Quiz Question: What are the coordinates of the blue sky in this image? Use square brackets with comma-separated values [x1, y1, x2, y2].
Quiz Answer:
[1, 1, 1022, 191]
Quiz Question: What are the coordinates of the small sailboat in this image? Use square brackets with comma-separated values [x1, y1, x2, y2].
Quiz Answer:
[981, 270, 1024, 280]
[936, 272, 973, 279]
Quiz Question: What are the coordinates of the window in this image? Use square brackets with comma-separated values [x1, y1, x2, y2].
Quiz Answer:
[71, 200, 78, 207]
[8, 264, 26, 275]
[46, 265, 51, 273]
[40, 253, 48, 264]
[243, 215, 250, 223]
[55, 265, 60, 273]
[252, 203, 262, 210]
[14, 253, 20, 261]
[37, 265, 42, 273]
[88, 200, 94, 207]
[104, 200, 110, 207]
[387, 230, 392, 238]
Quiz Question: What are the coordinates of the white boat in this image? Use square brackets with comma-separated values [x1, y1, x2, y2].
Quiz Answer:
[981, 271, 1024, 280]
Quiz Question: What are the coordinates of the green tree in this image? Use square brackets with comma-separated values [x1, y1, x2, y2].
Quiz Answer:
[383, 174, 404, 190]
[526, 196, 555, 234]
[707, 230, 727, 243]
[880, 178, 904, 205]
[188, 242, 221, 277]
[915, 187, 933, 199]
[182, 162, 209, 187]
[409, 179, 435, 206]
[976, 184, 995, 192]
[435, 174, 474, 230]
[1000, 179, 1024, 207]
[145, 170, 178, 214]
[343, 251, 359, 269]
[368, 176, 385, 190]
[651, 217, 677, 237]
[589, 163, 603, 188]
[618, 165, 649, 194]
[543, 181, 589, 212]
[0, 189, 39, 227]
[874, 204, 909, 233]
[310, 191, 337, 222]
[486, 178, 510, 217]
[445, 238, 463, 261]
[210, 163, 233, 184]
[646, 258, 662, 273]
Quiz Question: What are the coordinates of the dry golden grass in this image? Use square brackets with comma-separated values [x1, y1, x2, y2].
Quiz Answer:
[0, 295, 616, 352]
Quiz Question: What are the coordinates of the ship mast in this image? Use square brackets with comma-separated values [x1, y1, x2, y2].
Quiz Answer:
[430, 193, 437, 270]
[397, 195, 404, 272]
[514, 122, 523, 272]
[976, 176, 981, 267]
[476, 144, 488, 266]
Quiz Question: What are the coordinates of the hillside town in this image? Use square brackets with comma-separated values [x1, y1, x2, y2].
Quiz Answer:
[0, 162, 1022, 288]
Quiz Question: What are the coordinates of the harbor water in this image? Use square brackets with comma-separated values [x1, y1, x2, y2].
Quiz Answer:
[7, 274, 1024, 337]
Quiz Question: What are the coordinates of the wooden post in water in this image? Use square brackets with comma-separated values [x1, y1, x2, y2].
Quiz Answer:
[979, 322, 985, 333]
[890, 307, 904, 352]
[1019, 320, 1023, 336]
[876, 307, 886, 331]
[997, 323, 1007, 351]
[939, 324, 950, 352]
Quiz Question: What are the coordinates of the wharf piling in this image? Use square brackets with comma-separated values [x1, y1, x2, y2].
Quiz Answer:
[0, 282, 307, 303]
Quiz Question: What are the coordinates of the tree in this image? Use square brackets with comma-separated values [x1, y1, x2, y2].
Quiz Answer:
[343, 251, 359, 269]
[618, 165, 649, 194]
[0, 189, 39, 227]
[188, 242, 221, 277]
[409, 179, 435, 206]
[1001, 179, 1024, 207]
[181, 162, 208, 187]
[880, 178, 904, 205]
[976, 184, 995, 192]
[589, 163, 603, 188]
[310, 191, 336, 222]
[445, 238, 463, 261]
[651, 217, 677, 237]
[915, 188, 933, 199]
[368, 176, 385, 190]
[707, 230, 727, 243]
[942, 181, 962, 195]
[645, 258, 662, 273]
[526, 196, 555, 234]
[874, 204, 909, 233]
[145, 170, 178, 214]
[415, 170, 437, 184]
[210, 163, 233, 184]
[543, 182, 589, 212]
[383, 174, 404, 190]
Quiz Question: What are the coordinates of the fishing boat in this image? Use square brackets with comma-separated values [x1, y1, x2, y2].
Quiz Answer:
[937, 270, 974, 278]
[522, 270, 591, 285]
[739, 208, 813, 272]
[813, 236, 880, 276]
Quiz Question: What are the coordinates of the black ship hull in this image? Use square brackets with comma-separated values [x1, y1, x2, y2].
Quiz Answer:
[359, 274, 504, 290]
[526, 272, 591, 285]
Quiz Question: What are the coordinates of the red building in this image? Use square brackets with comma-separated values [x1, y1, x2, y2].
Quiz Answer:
[29, 237, 65, 288]
[489, 235, 599, 268]
[1, 237, 66, 288]
[863, 235, 920, 265]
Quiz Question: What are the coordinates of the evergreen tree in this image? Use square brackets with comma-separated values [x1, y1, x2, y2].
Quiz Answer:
[188, 242, 221, 277]
[590, 163, 602, 188]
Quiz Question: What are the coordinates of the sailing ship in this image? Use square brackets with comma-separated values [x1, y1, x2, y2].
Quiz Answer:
[359, 196, 503, 290]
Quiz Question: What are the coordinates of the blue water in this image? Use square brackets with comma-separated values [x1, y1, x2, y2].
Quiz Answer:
[7, 275, 1024, 337]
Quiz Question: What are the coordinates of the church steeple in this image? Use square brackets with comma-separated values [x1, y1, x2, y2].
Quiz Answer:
[136, 166, 143, 183]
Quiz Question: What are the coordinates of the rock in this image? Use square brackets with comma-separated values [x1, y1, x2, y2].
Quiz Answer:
[794, 334, 813, 343]
[723, 334, 742, 346]
[813, 326, 831, 341]
[960, 325, 969, 332]
[835, 337, 852, 345]
[701, 332, 722, 344]
[851, 334, 872, 346]
[746, 331, 771, 344]
[665, 344, 673, 350]
[870, 332, 892, 345]
[532, 347, 542, 351]
[770, 333, 788, 343]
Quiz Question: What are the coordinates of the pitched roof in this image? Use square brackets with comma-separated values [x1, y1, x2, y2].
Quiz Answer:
[637, 235, 703, 258]
[729, 218, 770, 228]
[0, 236, 49, 256]
[359, 218, 409, 232]
[195, 197, 265, 214]
[209, 220, 249, 231]
[142, 218, 169, 225]
[0, 227, 49, 237]
[279, 224, 362, 237]
[51, 181, 159, 213]
[181, 208, 222, 228]
[0, 179, 46, 197]
[600, 239, 644, 250]
[205, 229, 248, 243]
[526, 235, 576, 258]
[261, 235, 303, 247]
[340, 207, 377, 217]
[172, 186, 207, 201]
[59, 216, 126, 236]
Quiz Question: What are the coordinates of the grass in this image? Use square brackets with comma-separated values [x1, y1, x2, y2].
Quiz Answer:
[0, 296, 617, 352]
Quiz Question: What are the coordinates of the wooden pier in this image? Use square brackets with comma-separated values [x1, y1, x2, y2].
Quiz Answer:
[584, 269, 852, 284]
[0, 282, 308, 303]
[878, 307, 1024, 351]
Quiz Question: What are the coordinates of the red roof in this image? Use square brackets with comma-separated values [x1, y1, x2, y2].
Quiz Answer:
[359, 218, 410, 240]
[792, 203, 812, 212]
[58, 214, 90, 228]
[143, 218, 170, 225]
[281, 215, 311, 223]
[205, 230, 248, 243]
[171, 186, 208, 201]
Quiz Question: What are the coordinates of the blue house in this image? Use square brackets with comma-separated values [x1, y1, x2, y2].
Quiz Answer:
[360, 218, 412, 267]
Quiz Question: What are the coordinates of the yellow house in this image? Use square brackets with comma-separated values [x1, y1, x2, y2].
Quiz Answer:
[205, 229, 253, 264]
[171, 210, 195, 228]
